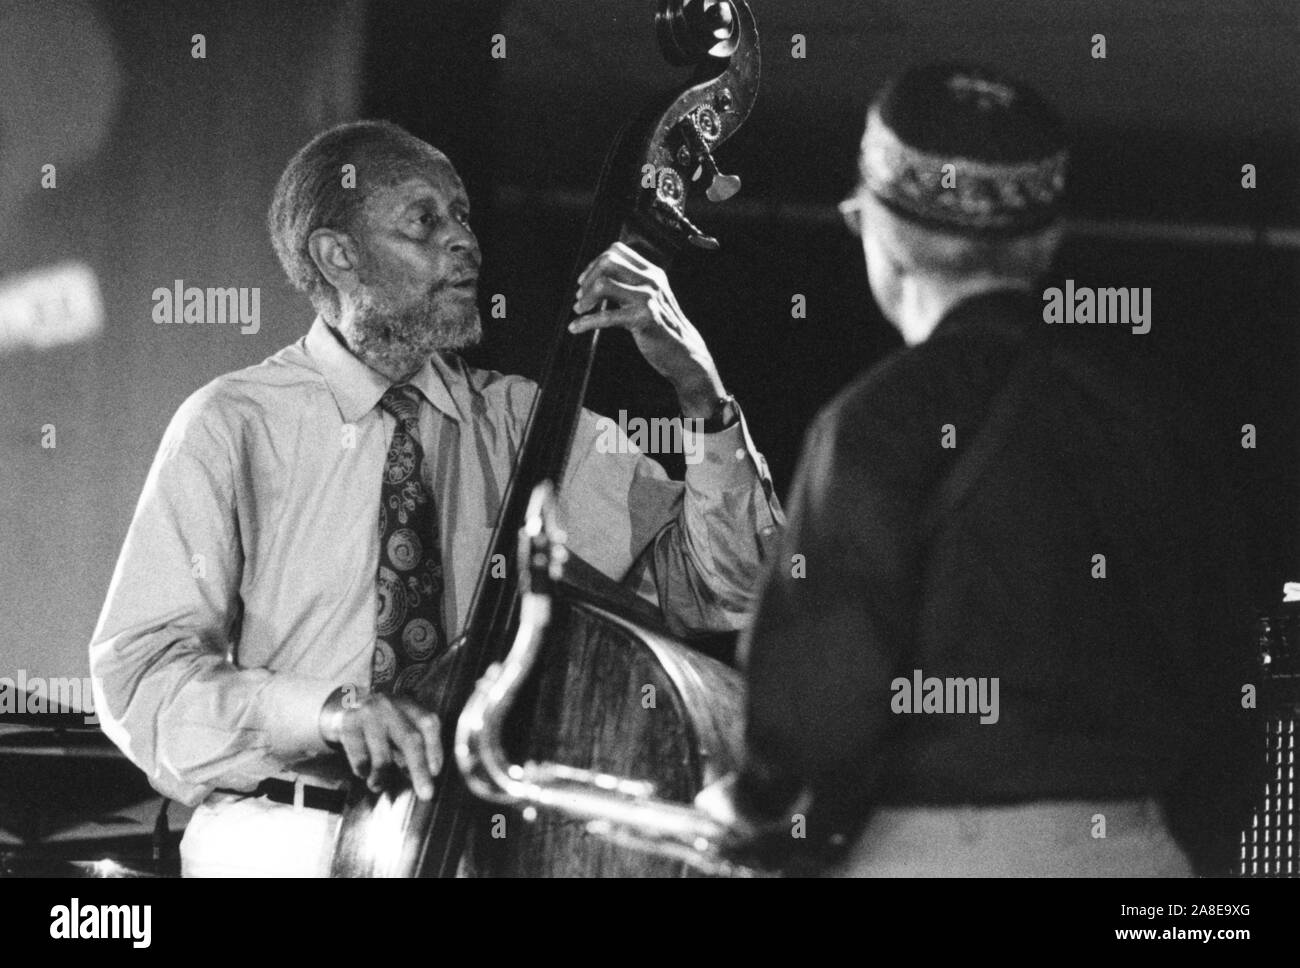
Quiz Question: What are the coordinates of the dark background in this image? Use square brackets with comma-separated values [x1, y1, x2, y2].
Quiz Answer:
[371, 0, 1299, 616]
[1, 0, 1296, 694]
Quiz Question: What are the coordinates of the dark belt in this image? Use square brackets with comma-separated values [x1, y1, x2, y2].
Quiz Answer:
[217, 778, 348, 814]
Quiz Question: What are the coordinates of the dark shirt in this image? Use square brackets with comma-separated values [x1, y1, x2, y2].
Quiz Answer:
[737, 289, 1256, 873]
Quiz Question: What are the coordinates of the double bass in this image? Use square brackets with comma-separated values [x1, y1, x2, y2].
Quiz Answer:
[330, 0, 763, 878]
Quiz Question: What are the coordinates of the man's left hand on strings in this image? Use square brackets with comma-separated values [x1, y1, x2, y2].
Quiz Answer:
[571, 241, 729, 419]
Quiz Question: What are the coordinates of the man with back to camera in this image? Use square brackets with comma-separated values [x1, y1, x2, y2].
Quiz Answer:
[703, 62, 1256, 876]
[90, 119, 782, 876]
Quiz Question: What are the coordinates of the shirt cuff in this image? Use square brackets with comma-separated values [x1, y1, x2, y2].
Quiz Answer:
[684, 402, 767, 492]
[262, 672, 349, 760]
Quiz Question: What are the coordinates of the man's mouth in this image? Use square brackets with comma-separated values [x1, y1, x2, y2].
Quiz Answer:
[447, 275, 478, 293]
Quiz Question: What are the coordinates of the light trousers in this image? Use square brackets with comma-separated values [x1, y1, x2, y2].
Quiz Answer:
[181, 792, 341, 878]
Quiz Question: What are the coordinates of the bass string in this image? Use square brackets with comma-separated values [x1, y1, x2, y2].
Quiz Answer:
[421, 189, 626, 876]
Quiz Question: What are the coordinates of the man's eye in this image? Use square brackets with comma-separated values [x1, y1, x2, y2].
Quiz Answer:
[411, 211, 470, 233]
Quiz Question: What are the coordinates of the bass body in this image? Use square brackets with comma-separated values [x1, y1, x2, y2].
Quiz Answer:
[330, 555, 746, 878]
[331, 0, 760, 878]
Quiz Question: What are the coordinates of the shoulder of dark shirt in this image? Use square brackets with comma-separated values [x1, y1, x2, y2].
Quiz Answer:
[809, 294, 1033, 467]
[819, 287, 1208, 467]
[802, 288, 1230, 542]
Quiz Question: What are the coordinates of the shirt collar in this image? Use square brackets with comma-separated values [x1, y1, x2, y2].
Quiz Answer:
[304, 316, 465, 424]
[931, 286, 1039, 344]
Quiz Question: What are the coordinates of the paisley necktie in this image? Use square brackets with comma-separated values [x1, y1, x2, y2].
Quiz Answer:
[372, 385, 447, 696]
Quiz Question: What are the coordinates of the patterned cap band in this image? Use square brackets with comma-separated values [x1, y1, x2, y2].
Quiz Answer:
[860, 104, 1068, 236]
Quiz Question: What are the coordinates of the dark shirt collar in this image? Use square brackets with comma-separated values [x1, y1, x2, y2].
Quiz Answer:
[929, 286, 1041, 345]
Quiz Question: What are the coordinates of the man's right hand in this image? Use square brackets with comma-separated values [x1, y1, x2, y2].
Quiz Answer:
[319, 687, 442, 800]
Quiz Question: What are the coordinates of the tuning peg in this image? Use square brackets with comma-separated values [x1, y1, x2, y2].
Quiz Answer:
[677, 110, 741, 203]
[697, 151, 741, 202]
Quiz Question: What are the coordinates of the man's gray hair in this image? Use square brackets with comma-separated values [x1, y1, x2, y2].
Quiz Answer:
[865, 191, 1061, 283]
[268, 120, 449, 318]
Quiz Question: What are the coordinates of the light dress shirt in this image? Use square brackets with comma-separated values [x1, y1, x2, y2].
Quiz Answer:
[91, 317, 782, 806]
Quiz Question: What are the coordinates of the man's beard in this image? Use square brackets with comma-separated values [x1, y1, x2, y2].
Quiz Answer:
[348, 279, 483, 374]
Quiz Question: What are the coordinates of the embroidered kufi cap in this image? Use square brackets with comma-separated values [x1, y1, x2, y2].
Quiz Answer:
[861, 62, 1068, 236]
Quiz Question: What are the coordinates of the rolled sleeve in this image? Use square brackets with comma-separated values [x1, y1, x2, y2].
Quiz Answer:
[684, 403, 783, 550]
[561, 399, 784, 637]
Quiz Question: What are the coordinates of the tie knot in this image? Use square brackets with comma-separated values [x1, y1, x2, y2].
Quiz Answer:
[380, 385, 421, 427]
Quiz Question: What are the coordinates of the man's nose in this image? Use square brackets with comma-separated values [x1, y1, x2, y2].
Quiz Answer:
[443, 221, 478, 259]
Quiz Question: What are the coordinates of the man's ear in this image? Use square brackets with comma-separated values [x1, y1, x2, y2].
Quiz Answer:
[308, 228, 362, 300]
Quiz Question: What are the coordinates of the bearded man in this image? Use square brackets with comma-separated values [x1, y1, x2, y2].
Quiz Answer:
[90, 120, 781, 876]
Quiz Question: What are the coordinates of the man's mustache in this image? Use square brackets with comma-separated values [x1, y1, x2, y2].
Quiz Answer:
[434, 261, 481, 291]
